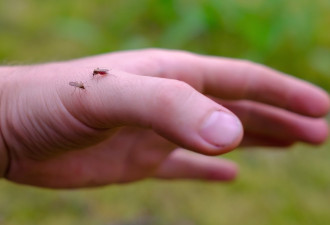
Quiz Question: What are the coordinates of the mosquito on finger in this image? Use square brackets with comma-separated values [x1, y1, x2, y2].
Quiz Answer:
[69, 81, 86, 89]
[69, 81, 89, 95]
[92, 68, 110, 77]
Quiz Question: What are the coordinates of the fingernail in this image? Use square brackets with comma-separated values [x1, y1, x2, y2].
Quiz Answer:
[200, 111, 242, 148]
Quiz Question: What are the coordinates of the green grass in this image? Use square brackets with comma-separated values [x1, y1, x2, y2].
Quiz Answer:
[0, 0, 329, 224]
[1, 142, 330, 225]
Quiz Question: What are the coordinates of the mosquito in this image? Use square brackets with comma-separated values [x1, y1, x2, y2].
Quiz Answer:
[92, 68, 110, 77]
[69, 81, 89, 95]
[69, 81, 86, 89]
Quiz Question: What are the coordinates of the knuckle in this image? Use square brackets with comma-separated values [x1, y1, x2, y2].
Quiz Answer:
[236, 59, 258, 75]
[141, 48, 196, 61]
[140, 48, 168, 56]
[238, 59, 255, 67]
[237, 59, 267, 76]
[234, 59, 263, 98]
[137, 49, 199, 79]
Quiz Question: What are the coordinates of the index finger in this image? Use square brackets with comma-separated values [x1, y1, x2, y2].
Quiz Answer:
[145, 50, 330, 117]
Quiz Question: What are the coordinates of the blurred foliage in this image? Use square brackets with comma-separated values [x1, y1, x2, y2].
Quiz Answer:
[0, 0, 329, 224]
[0, 0, 330, 89]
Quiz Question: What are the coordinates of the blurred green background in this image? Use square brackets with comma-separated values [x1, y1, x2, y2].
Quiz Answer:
[0, 0, 329, 224]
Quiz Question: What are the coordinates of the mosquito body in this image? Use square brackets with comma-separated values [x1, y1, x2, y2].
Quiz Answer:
[93, 68, 109, 76]
[69, 81, 86, 89]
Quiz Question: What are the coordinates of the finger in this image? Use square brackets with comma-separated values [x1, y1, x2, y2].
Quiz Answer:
[136, 49, 330, 117]
[218, 99, 329, 145]
[59, 70, 243, 155]
[155, 149, 238, 181]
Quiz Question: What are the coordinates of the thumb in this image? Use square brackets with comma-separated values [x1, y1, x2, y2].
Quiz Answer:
[62, 70, 243, 155]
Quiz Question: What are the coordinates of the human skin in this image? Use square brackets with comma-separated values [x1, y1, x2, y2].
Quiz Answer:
[0, 49, 328, 189]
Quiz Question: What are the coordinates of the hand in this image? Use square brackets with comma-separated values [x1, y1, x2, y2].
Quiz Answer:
[0, 49, 328, 188]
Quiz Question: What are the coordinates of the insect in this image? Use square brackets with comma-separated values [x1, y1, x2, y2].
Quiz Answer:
[69, 81, 86, 90]
[92, 68, 109, 76]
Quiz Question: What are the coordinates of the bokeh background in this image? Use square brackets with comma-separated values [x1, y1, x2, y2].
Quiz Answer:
[0, 0, 329, 224]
